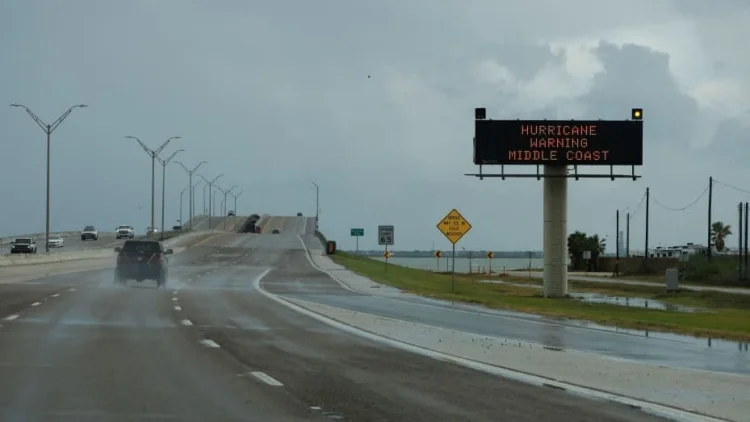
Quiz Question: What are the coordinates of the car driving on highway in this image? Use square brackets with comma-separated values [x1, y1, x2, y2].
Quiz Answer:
[81, 225, 99, 241]
[10, 238, 37, 254]
[116, 225, 135, 239]
[46, 235, 64, 248]
[272, 229, 280, 234]
[114, 240, 173, 287]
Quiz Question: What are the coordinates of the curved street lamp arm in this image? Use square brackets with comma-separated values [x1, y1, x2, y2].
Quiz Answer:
[155, 136, 180, 156]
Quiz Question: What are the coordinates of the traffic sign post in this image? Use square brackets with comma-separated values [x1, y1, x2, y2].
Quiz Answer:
[487, 251, 494, 274]
[378, 225, 394, 272]
[350, 228, 364, 253]
[436, 209, 472, 291]
[434, 250, 442, 271]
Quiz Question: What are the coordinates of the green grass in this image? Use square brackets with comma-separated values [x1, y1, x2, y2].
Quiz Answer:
[330, 252, 750, 341]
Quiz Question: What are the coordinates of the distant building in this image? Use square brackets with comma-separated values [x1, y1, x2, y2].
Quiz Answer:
[630, 243, 709, 260]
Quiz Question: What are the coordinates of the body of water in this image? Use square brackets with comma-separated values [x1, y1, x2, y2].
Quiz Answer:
[371, 256, 544, 273]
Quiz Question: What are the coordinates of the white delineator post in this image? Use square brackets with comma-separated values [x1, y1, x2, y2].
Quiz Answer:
[543, 165, 568, 297]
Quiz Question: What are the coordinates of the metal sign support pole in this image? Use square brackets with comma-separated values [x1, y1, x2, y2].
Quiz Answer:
[451, 243, 456, 292]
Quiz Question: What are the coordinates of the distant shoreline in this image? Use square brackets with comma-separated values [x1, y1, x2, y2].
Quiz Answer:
[346, 251, 543, 259]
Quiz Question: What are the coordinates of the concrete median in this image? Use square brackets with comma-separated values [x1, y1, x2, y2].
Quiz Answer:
[0, 248, 115, 267]
[0, 231, 210, 267]
[0, 231, 79, 246]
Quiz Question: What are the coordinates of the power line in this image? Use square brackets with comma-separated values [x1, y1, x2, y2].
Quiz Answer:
[713, 179, 750, 196]
[623, 192, 647, 218]
[651, 183, 710, 211]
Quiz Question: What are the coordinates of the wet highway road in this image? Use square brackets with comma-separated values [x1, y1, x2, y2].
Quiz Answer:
[0, 216, 662, 421]
[281, 287, 750, 375]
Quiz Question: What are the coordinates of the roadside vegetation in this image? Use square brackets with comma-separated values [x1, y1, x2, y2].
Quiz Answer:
[514, 224, 750, 288]
[330, 252, 750, 341]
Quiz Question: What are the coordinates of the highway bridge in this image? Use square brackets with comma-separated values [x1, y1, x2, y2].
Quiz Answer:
[0, 214, 742, 421]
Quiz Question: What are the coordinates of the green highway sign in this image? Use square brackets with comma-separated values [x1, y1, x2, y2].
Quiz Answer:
[350, 228, 364, 237]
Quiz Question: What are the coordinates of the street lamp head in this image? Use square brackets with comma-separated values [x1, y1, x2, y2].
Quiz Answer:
[75, 104, 88, 109]
[125, 136, 137, 140]
[10, 103, 21, 108]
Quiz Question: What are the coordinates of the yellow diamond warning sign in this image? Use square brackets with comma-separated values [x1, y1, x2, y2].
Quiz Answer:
[437, 209, 472, 244]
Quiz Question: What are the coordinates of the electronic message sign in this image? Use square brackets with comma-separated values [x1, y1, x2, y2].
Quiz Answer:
[473, 120, 643, 166]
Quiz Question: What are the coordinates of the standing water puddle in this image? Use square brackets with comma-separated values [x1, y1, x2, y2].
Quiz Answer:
[569, 292, 700, 312]
[481, 280, 701, 313]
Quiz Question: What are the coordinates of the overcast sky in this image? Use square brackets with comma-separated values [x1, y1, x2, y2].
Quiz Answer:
[1, 0, 749, 252]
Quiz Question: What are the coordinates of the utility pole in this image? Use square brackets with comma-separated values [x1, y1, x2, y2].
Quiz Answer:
[11, 103, 87, 253]
[231, 189, 246, 230]
[198, 174, 223, 230]
[176, 160, 207, 230]
[615, 209, 620, 275]
[156, 149, 184, 240]
[626, 212, 630, 257]
[644, 187, 650, 271]
[126, 136, 180, 237]
[745, 202, 749, 280]
[311, 182, 320, 230]
[739, 202, 743, 281]
[708, 176, 713, 261]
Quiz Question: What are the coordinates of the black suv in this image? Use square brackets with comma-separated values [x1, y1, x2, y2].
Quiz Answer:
[114, 240, 173, 287]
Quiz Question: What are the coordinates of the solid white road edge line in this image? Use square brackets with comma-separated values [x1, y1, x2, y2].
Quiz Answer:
[252, 271, 724, 422]
[296, 234, 360, 294]
[251, 371, 284, 386]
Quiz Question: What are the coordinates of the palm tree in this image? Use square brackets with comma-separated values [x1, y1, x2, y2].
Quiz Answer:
[711, 221, 732, 251]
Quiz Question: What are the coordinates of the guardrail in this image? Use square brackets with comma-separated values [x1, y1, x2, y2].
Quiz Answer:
[313, 229, 327, 247]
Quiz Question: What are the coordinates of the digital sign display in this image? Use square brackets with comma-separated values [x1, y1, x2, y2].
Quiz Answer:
[473, 120, 643, 166]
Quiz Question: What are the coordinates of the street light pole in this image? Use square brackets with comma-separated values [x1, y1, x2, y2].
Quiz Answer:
[231, 189, 246, 230]
[198, 174, 223, 229]
[176, 160, 206, 230]
[223, 185, 238, 230]
[11, 103, 87, 253]
[180, 185, 190, 226]
[126, 135, 180, 237]
[212, 186, 224, 228]
[311, 182, 320, 230]
[192, 180, 202, 225]
[203, 183, 208, 214]
[156, 149, 184, 240]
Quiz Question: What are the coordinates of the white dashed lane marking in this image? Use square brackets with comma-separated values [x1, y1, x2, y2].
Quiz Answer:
[199, 339, 220, 348]
[174, 306, 182, 311]
[251, 371, 284, 387]
[180, 319, 193, 326]
[30, 302, 41, 307]
[68, 288, 76, 292]
[171, 297, 178, 301]
[4, 315, 19, 321]
[50, 293, 60, 298]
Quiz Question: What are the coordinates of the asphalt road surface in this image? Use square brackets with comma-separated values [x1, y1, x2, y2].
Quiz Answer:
[0, 216, 663, 422]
